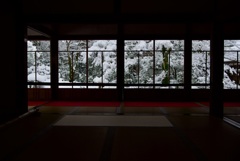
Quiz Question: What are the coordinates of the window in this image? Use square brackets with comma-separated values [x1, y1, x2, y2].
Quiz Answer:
[27, 40, 50, 88]
[224, 40, 240, 89]
[124, 40, 184, 89]
[192, 40, 210, 89]
[58, 40, 117, 88]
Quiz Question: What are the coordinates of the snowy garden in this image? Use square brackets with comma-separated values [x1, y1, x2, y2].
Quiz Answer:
[27, 40, 240, 89]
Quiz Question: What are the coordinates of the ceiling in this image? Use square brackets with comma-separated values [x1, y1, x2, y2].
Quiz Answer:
[24, 0, 240, 38]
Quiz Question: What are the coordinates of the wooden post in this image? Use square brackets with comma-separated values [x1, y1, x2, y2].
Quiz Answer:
[184, 23, 192, 100]
[50, 34, 59, 100]
[210, 21, 224, 118]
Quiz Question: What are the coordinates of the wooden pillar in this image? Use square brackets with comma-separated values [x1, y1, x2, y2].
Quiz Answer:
[117, 24, 124, 102]
[184, 23, 192, 100]
[16, 8, 28, 115]
[210, 21, 224, 118]
[115, 0, 124, 102]
[50, 35, 59, 100]
[115, 0, 125, 113]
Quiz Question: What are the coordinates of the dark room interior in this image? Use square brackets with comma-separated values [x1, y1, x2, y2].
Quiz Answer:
[1, 0, 240, 161]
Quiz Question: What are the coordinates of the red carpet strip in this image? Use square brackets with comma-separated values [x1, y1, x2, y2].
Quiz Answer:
[28, 101, 48, 106]
[28, 101, 240, 107]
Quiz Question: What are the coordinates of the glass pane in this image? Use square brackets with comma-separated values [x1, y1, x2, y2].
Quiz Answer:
[76, 52, 87, 83]
[155, 40, 184, 87]
[139, 51, 153, 84]
[192, 40, 210, 89]
[224, 40, 240, 89]
[124, 40, 184, 88]
[36, 52, 50, 83]
[58, 40, 87, 85]
[59, 40, 86, 51]
[124, 40, 153, 86]
[27, 50, 36, 82]
[58, 40, 116, 88]
[169, 50, 184, 85]
[58, 51, 72, 83]
[88, 40, 117, 51]
[103, 51, 117, 83]
[124, 51, 139, 84]
[88, 40, 117, 84]
[88, 51, 103, 83]
[155, 51, 164, 84]
[27, 41, 51, 84]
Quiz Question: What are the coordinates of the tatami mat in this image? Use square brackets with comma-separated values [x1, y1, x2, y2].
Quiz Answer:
[54, 115, 173, 127]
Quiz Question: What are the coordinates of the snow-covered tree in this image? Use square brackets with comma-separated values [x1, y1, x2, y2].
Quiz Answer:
[28, 39, 240, 89]
[124, 40, 154, 85]
[124, 40, 184, 88]
[58, 40, 117, 88]
[32, 40, 50, 51]
[27, 41, 50, 87]
[88, 40, 117, 85]
[223, 40, 240, 89]
[192, 40, 240, 89]
[191, 40, 210, 88]
[223, 64, 238, 89]
[58, 40, 87, 83]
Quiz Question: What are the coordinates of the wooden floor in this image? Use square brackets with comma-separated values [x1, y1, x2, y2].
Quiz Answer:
[0, 104, 239, 161]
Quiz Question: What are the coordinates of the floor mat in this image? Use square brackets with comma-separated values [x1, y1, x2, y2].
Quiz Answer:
[54, 115, 173, 127]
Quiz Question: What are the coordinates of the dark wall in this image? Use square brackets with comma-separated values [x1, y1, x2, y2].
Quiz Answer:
[0, 1, 28, 123]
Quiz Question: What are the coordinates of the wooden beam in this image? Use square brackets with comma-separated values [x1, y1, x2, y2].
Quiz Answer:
[27, 25, 52, 38]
